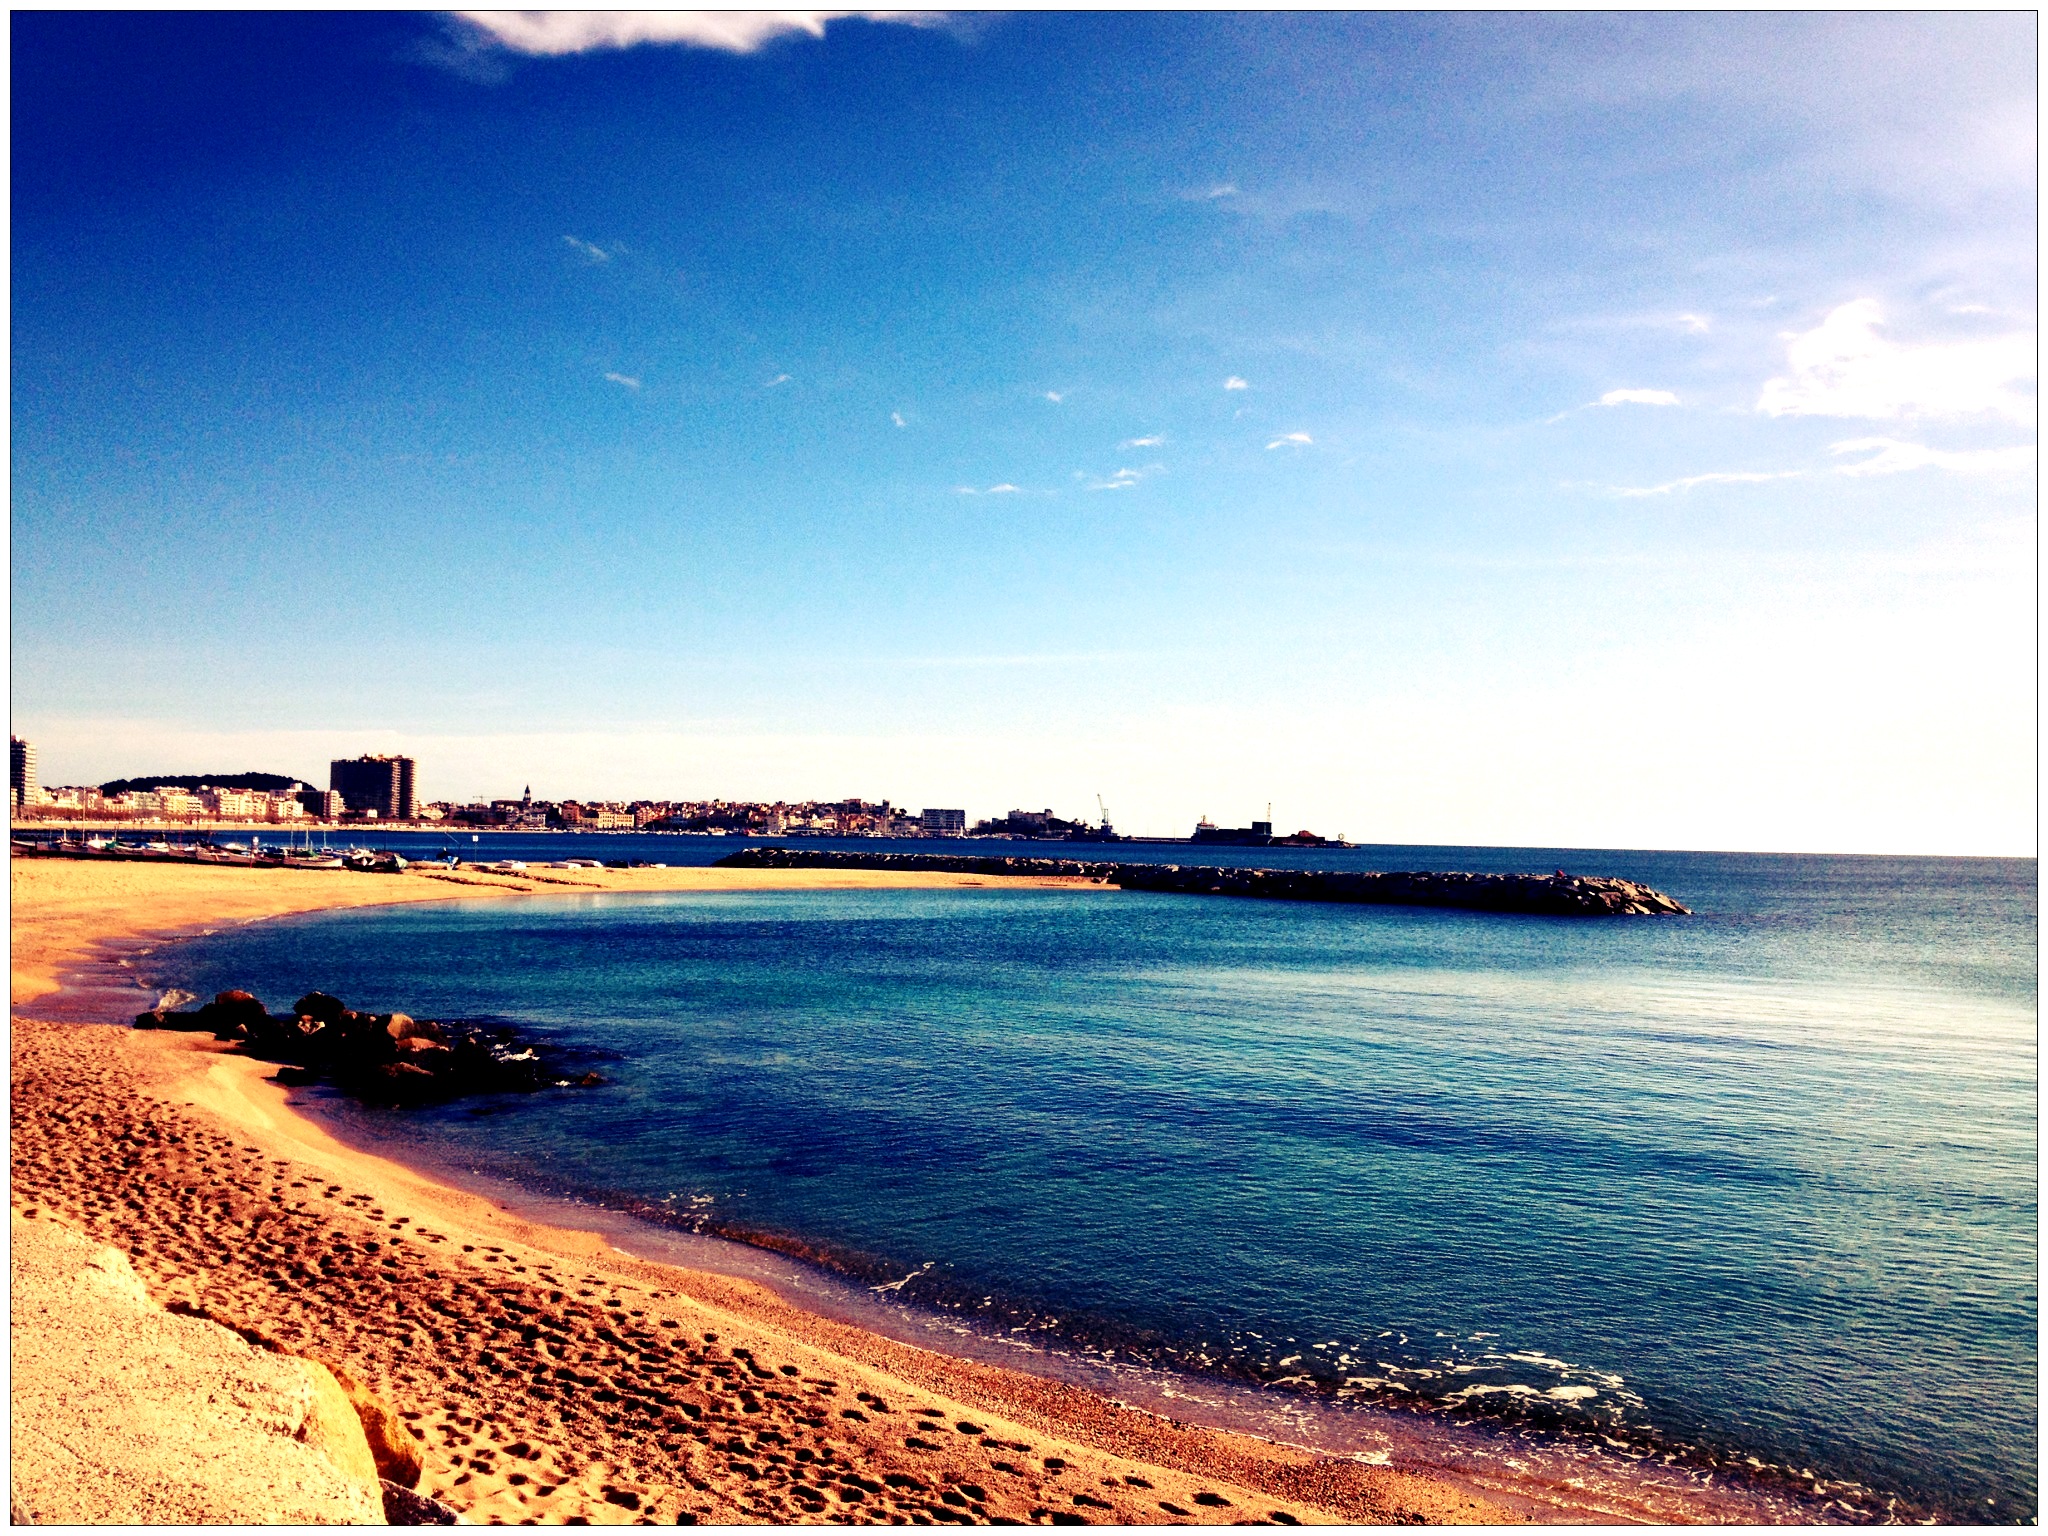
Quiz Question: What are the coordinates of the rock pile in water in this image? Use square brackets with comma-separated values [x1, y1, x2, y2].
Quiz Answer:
[134, 990, 604, 1103]
[715, 847, 1689, 916]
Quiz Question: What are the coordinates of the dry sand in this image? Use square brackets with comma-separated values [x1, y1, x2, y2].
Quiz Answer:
[11, 856, 1527, 1525]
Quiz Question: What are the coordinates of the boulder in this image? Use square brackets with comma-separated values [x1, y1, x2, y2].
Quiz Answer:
[320, 1362, 423, 1490]
[367, 1061, 441, 1102]
[10, 1212, 384, 1524]
[381, 1480, 460, 1524]
[133, 1009, 213, 1032]
[384, 1014, 446, 1046]
[294, 1359, 383, 1487]
[291, 991, 348, 1024]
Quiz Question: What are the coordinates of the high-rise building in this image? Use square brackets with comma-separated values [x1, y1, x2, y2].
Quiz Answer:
[299, 788, 346, 820]
[11, 736, 38, 809]
[919, 808, 967, 836]
[329, 754, 418, 821]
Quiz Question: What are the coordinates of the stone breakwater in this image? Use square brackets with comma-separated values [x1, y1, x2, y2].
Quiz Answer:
[715, 848, 1690, 917]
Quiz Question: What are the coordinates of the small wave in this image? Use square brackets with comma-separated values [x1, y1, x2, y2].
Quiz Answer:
[871, 1260, 935, 1295]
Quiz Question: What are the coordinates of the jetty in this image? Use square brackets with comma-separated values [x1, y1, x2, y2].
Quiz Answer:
[715, 847, 1689, 916]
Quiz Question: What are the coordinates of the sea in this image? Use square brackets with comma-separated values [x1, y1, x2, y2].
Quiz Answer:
[104, 834, 2036, 1522]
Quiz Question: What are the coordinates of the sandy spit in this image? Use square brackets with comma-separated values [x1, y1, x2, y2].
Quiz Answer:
[11, 856, 1539, 1525]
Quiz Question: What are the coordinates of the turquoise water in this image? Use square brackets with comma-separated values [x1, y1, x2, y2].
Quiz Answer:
[154, 847, 2036, 1519]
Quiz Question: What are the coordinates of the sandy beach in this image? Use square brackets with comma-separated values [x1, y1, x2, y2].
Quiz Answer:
[11, 856, 1535, 1525]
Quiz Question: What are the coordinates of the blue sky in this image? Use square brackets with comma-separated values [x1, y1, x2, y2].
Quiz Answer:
[12, 11, 2035, 851]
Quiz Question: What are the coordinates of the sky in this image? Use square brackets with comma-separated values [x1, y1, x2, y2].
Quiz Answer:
[11, 10, 2037, 853]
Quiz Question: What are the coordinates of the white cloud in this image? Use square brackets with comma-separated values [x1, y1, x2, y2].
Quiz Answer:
[1829, 437, 2036, 478]
[956, 483, 1021, 495]
[1612, 469, 1802, 497]
[458, 11, 936, 56]
[1757, 299, 2034, 423]
[1043, 391, 1064, 403]
[604, 372, 641, 390]
[1185, 182, 1238, 201]
[1266, 431, 1312, 450]
[1087, 467, 1152, 491]
[766, 373, 791, 388]
[1224, 377, 1249, 391]
[1675, 313, 1711, 335]
[1119, 434, 1164, 449]
[1599, 388, 1680, 407]
[563, 235, 612, 264]
[891, 411, 907, 428]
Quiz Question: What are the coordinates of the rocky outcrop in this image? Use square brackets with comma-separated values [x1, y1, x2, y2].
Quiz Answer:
[715, 847, 1690, 916]
[9, 1209, 385, 1524]
[135, 989, 604, 1104]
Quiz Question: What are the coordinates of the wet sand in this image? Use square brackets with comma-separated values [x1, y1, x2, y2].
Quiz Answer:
[12, 856, 1530, 1525]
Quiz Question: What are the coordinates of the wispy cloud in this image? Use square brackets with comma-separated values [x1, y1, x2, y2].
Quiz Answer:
[1609, 435, 2032, 497]
[1086, 466, 1157, 491]
[1546, 387, 1682, 424]
[891, 411, 907, 428]
[1119, 434, 1164, 449]
[1043, 390, 1065, 403]
[1224, 377, 1249, 391]
[1266, 431, 1313, 450]
[1183, 182, 1238, 201]
[956, 483, 1021, 495]
[458, 11, 941, 57]
[765, 373, 791, 388]
[1612, 469, 1802, 497]
[1829, 437, 2035, 478]
[604, 372, 641, 390]
[563, 235, 612, 264]
[1757, 299, 2034, 423]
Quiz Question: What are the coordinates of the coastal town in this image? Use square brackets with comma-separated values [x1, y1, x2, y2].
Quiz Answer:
[8, 737, 1348, 847]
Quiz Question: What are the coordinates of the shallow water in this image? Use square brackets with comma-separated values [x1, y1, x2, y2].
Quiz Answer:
[149, 843, 2036, 1521]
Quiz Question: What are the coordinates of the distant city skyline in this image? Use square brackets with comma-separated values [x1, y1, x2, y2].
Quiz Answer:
[12, 13, 2035, 854]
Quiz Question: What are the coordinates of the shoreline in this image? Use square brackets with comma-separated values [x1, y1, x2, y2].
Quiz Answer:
[13, 857, 1809, 1525]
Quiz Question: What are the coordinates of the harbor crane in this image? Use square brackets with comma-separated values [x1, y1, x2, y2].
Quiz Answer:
[1097, 794, 1111, 833]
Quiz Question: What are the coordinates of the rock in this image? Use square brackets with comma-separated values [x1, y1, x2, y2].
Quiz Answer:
[385, 1014, 446, 1046]
[204, 983, 603, 1106]
[132, 1009, 211, 1032]
[381, 1480, 460, 1524]
[712, 846, 1688, 915]
[320, 1362, 423, 1489]
[291, 991, 348, 1024]
[294, 1359, 383, 1488]
[10, 1212, 384, 1524]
